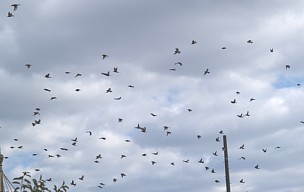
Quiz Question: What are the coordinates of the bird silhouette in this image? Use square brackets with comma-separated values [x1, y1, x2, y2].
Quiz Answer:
[174, 48, 181, 55]
[45, 73, 51, 78]
[75, 73, 82, 77]
[70, 180, 76, 186]
[151, 161, 157, 165]
[198, 158, 204, 164]
[150, 113, 157, 117]
[114, 97, 121, 100]
[270, 48, 274, 52]
[102, 54, 108, 59]
[120, 173, 126, 178]
[239, 144, 245, 149]
[11, 4, 20, 11]
[44, 88, 51, 92]
[191, 40, 197, 44]
[239, 156, 246, 160]
[86, 131, 92, 135]
[213, 151, 218, 156]
[286, 65, 290, 70]
[25, 64, 32, 68]
[106, 88, 112, 93]
[247, 39, 253, 43]
[203, 68, 210, 75]
[174, 62, 182, 66]
[7, 12, 14, 17]
[101, 71, 110, 76]
[262, 148, 267, 153]
[255, 164, 260, 169]
[240, 179, 245, 183]
[79, 175, 84, 180]
[197, 135, 201, 139]
[113, 67, 119, 73]
[231, 99, 237, 104]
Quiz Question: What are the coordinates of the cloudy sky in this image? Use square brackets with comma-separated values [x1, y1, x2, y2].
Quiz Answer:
[1, 0, 304, 191]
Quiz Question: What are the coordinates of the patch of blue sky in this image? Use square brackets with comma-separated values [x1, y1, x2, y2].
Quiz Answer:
[272, 73, 304, 89]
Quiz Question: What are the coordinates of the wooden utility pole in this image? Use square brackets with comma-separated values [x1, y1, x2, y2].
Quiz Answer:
[223, 135, 231, 192]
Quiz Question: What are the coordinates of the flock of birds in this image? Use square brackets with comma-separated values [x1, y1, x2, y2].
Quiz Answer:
[2, 3, 304, 192]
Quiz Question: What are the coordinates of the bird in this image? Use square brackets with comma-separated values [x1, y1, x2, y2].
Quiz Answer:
[99, 137, 106, 140]
[166, 131, 172, 136]
[215, 180, 220, 183]
[75, 88, 80, 92]
[152, 152, 158, 155]
[113, 178, 117, 182]
[151, 161, 157, 165]
[247, 39, 253, 43]
[96, 154, 102, 159]
[25, 64, 32, 68]
[237, 113, 244, 118]
[79, 175, 84, 180]
[211, 169, 216, 173]
[114, 97, 121, 100]
[106, 88, 112, 93]
[198, 158, 204, 164]
[121, 155, 127, 159]
[239, 156, 246, 160]
[203, 68, 210, 75]
[231, 99, 237, 104]
[236, 91, 240, 94]
[7, 12, 14, 17]
[169, 68, 176, 71]
[270, 48, 274, 52]
[120, 173, 126, 178]
[187, 108, 193, 112]
[174, 62, 182, 66]
[240, 179, 245, 183]
[101, 71, 110, 76]
[102, 54, 108, 59]
[183, 159, 189, 163]
[197, 135, 201, 139]
[286, 65, 290, 70]
[125, 139, 131, 142]
[86, 131, 92, 135]
[216, 137, 220, 142]
[239, 144, 245, 149]
[262, 148, 267, 153]
[60, 148, 68, 151]
[44, 88, 51, 92]
[71, 137, 78, 142]
[70, 180, 76, 186]
[118, 118, 123, 122]
[255, 164, 260, 169]
[249, 98, 256, 102]
[174, 48, 181, 55]
[50, 97, 57, 100]
[128, 85, 135, 88]
[170, 162, 175, 166]
[65, 71, 71, 74]
[11, 4, 20, 11]
[113, 67, 119, 73]
[163, 126, 169, 130]
[191, 40, 197, 44]
[219, 130, 224, 134]
[221, 47, 226, 49]
[45, 73, 51, 78]
[245, 111, 250, 116]
[150, 113, 157, 117]
[74, 73, 82, 77]
[213, 151, 218, 156]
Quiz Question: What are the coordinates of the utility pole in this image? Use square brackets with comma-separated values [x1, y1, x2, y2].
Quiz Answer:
[223, 135, 231, 192]
[0, 149, 4, 192]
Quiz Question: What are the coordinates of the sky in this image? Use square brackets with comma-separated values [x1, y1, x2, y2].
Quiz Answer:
[1, 0, 304, 191]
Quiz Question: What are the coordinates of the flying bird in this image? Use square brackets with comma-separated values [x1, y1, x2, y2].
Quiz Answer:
[101, 71, 110, 76]
[102, 54, 108, 59]
[240, 179, 245, 183]
[262, 148, 267, 153]
[75, 73, 82, 77]
[7, 12, 14, 17]
[239, 144, 245, 149]
[174, 48, 181, 55]
[203, 68, 210, 75]
[247, 39, 253, 43]
[86, 131, 92, 136]
[231, 99, 237, 104]
[25, 64, 32, 68]
[44, 88, 51, 92]
[45, 73, 51, 78]
[174, 62, 182, 66]
[270, 48, 274, 52]
[286, 65, 290, 70]
[191, 40, 197, 44]
[113, 67, 119, 73]
[255, 164, 260, 169]
[11, 4, 20, 11]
